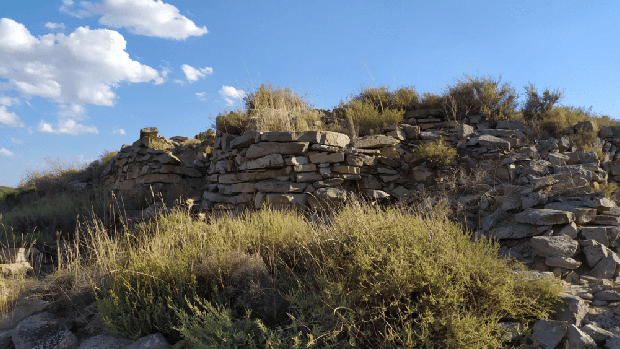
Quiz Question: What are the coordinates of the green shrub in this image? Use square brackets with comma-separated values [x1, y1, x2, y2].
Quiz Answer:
[215, 109, 248, 135]
[97, 202, 561, 348]
[411, 140, 458, 167]
[522, 83, 563, 121]
[420, 92, 443, 109]
[195, 129, 216, 144]
[444, 75, 518, 122]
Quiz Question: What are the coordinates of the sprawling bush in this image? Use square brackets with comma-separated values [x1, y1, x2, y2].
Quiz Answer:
[98, 202, 561, 348]
[444, 75, 518, 122]
[522, 83, 563, 121]
[411, 140, 458, 167]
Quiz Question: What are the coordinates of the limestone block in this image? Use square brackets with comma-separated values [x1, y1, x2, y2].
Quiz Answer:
[478, 134, 511, 150]
[553, 295, 588, 327]
[359, 177, 383, 190]
[363, 189, 390, 200]
[531, 320, 567, 349]
[379, 147, 400, 158]
[521, 191, 549, 209]
[237, 169, 287, 182]
[594, 215, 620, 225]
[235, 193, 254, 204]
[309, 152, 345, 164]
[458, 124, 475, 140]
[574, 208, 598, 224]
[230, 183, 256, 193]
[332, 165, 360, 175]
[352, 135, 399, 149]
[293, 164, 316, 172]
[313, 178, 344, 188]
[381, 175, 399, 182]
[548, 153, 569, 166]
[218, 173, 238, 184]
[255, 181, 308, 193]
[391, 186, 412, 201]
[203, 191, 236, 204]
[594, 290, 620, 301]
[515, 209, 575, 225]
[582, 323, 614, 342]
[140, 127, 158, 139]
[125, 332, 171, 349]
[12, 312, 78, 349]
[580, 227, 610, 246]
[545, 256, 581, 269]
[229, 132, 259, 149]
[412, 164, 432, 182]
[530, 235, 578, 257]
[285, 156, 310, 166]
[566, 325, 595, 348]
[387, 129, 406, 141]
[581, 240, 609, 267]
[590, 254, 620, 279]
[308, 187, 347, 210]
[559, 222, 578, 239]
[489, 224, 539, 240]
[246, 142, 309, 159]
[239, 153, 285, 170]
[139, 174, 181, 184]
[316, 131, 350, 147]
[265, 193, 308, 206]
[419, 132, 442, 140]
[295, 173, 323, 183]
[401, 125, 420, 139]
[154, 152, 181, 165]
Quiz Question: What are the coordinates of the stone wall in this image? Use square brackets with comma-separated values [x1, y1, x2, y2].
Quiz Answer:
[102, 127, 212, 205]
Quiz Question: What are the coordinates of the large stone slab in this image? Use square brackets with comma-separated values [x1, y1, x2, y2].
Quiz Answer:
[255, 181, 308, 193]
[308, 187, 347, 210]
[12, 312, 78, 349]
[478, 134, 511, 150]
[239, 153, 285, 170]
[245, 142, 309, 159]
[265, 193, 308, 206]
[229, 132, 259, 149]
[352, 135, 400, 149]
[514, 209, 575, 225]
[309, 152, 345, 164]
[531, 320, 567, 349]
[530, 235, 578, 257]
[489, 224, 540, 240]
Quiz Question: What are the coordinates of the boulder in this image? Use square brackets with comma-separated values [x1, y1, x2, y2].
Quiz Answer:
[489, 224, 539, 240]
[478, 134, 511, 150]
[531, 319, 567, 349]
[566, 325, 596, 348]
[77, 334, 130, 349]
[530, 235, 578, 257]
[239, 153, 285, 170]
[352, 135, 399, 149]
[553, 295, 588, 327]
[308, 187, 347, 210]
[265, 193, 308, 207]
[545, 256, 581, 269]
[139, 127, 158, 139]
[514, 209, 575, 225]
[590, 254, 620, 279]
[12, 312, 78, 349]
[582, 323, 614, 342]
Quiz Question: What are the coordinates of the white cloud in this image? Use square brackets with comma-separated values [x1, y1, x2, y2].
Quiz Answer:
[70, 0, 208, 40]
[44, 22, 66, 31]
[58, 104, 85, 118]
[173, 79, 185, 86]
[37, 118, 98, 135]
[113, 128, 126, 135]
[196, 92, 207, 101]
[0, 106, 25, 127]
[0, 148, 14, 157]
[0, 96, 20, 107]
[0, 18, 162, 119]
[10, 137, 23, 144]
[219, 85, 246, 106]
[182, 64, 213, 82]
[59, 0, 94, 18]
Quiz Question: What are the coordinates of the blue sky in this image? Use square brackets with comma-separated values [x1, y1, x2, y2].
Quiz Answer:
[1, 0, 619, 187]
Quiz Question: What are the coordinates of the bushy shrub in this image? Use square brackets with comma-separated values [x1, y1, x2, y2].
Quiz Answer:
[411, 140, 458, 167]
[522, 83, 563, 121]
[420, 92, 444, 109]
[195, 129, 216, 144]
[444, 75, 518, 122]
[97, 202, 561, 348]
[215, 109, 247, 135]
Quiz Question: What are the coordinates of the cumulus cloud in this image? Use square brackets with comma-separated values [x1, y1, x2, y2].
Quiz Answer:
[0, 106, 25, 127]
[0, 18, 164, 128]
[64, 0, 208, 40]
[0, 148, 14, 157]
[113, 128, 126, 135]
[0, 96, 20, 107]
[44, 22, 66, 31]
[182, 64, 213, 82]
[195, 92, 207, 101]
[219, 86, 246, 106]
[10, 137, 23, 144]
[37, 118, 99, 135]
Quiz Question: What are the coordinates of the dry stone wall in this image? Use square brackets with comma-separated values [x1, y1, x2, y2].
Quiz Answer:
[102, 127, 212, 205]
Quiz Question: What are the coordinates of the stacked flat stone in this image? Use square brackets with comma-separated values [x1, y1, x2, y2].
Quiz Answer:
[102, 127, 211, 203]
